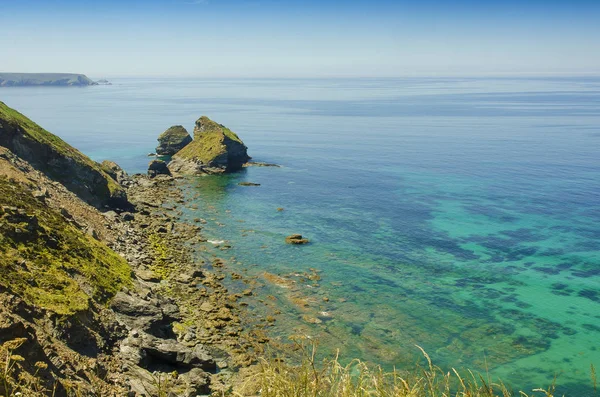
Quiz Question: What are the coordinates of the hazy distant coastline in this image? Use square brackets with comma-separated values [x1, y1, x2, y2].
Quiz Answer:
[0, 73, 97, 87]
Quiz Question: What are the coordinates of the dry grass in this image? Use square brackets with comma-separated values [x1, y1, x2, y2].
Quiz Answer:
[235, 337, 566, 397]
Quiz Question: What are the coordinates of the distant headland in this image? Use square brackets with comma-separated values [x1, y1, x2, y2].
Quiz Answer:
[0, 73, 99, 87]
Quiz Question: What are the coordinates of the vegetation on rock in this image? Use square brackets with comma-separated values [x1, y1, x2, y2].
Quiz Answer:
[0, 101, 127, 209]
[156, 125, 192, 155]
[170, 116, 250, 174]
[0, 176, 131, 315]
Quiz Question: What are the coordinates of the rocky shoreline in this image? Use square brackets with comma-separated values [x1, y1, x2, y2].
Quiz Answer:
[0, 102, 267, 396]
[110, 172, 270, 395]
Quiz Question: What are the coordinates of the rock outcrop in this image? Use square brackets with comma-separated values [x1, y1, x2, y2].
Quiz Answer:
[148, 159, 171, 178]
[156, 125, 192, 155]
[168, 116, 250, 175]
[0, 101, 129, 210]
[285, 234, 310, 245]
[0, 104, 261, 396]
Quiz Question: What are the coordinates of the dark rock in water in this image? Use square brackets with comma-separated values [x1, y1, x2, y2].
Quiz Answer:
[148, 160, 171, 178]
[285, 234, 310, 244]
[238, 182, 260, 186]
[156, 125, 192, 156]
[0, 101, 129, 210]
[168, 116, 250, 175]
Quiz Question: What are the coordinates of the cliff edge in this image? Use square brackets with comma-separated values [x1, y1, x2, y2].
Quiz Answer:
[0, 101, 129, 210]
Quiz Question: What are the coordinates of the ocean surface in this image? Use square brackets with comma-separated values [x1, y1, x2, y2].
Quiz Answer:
[2, 77, 599, 394]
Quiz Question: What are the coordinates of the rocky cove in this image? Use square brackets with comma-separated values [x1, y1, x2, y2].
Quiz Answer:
[0, 102, 283, 396]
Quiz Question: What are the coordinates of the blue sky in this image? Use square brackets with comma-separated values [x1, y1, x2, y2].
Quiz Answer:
[1, 0, 599, 77]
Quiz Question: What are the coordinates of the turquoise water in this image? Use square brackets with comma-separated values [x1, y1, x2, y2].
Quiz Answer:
[2, 77, 599, 394]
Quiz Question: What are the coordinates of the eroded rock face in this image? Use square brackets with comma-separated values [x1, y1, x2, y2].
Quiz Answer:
[156, 125, 192, 156]
[148, 160, 171, 178]
[168, 116, 250, 175]
[0, 101, 129, 210]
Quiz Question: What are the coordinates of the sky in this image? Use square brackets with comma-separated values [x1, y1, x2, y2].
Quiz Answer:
[0, 0, 599, 77]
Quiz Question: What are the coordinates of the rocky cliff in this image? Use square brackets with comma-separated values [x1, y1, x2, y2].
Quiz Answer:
[0, 73, 97, 87]
[0, 101, 129, 210]
[156, 125, 192, 155]
[168, 116, 250, 175]
[0, 104, 261, 396]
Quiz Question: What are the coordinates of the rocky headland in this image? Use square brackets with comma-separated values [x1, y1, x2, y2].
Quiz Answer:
[167, 116, 250, 175]
[0, 102, 265, 396]
[0, 73, 98, 87]
[155, 126, 192, 156]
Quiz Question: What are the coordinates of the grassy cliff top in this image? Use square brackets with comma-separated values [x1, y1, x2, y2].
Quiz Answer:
[175, 116, 245, 164]
[0, 176, 131, 315]
[0, 101, 123, 199]
[0, 73, 96, 86]
[194, 116, 244, 143]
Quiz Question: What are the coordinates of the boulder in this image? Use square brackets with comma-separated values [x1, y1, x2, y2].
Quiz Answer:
[168, 116, 250, 175]
[285, 234, 310, 245]
[155, 125, 192, 156]
[148, 160, 171, 178]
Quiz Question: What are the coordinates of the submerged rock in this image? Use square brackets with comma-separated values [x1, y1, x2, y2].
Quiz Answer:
[168, 116, 250, 175]
[156, 125, 192, 156]
[285, 234, 310, 245]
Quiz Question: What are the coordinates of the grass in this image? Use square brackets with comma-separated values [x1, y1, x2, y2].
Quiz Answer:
[158, 125, 191, 144]
[0, 101, 123, 203]
[0, 338, 53, 397]
[0, 176, 132, 315]
[175, 116, 244, 163]
[235, 337, 598, 397]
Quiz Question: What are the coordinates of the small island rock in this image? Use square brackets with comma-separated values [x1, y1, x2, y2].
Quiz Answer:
[168, 116, 250, 175]
[285, 234, 310, 245]
[156, 125, 192, 156]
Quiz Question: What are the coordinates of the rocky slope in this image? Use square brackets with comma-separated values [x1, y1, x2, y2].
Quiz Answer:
[0, 104, 263, 396]
[156, 125, 192, 156]
[0, 73, 97, 87]
[168, 116, 250, 175]
[0, 101, 129, 210]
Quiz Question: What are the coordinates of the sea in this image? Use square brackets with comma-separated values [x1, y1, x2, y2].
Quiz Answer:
[1, 77, 599, 395]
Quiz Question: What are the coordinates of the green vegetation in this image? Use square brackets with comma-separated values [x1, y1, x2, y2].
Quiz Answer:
[0, 101, 124, 207]
[239, 338, 595, 397]
[0, 177, 131, 315]
[158, 125, 191, 145]
[175, 116, 243, 163]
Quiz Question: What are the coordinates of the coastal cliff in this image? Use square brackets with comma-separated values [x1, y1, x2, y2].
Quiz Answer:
[0, 103, 262, 396]
[156, 125, 192, 156]
[168, 116, 250, 175]
[0, 73, 97, 87]
[0, 101, 128, 210]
